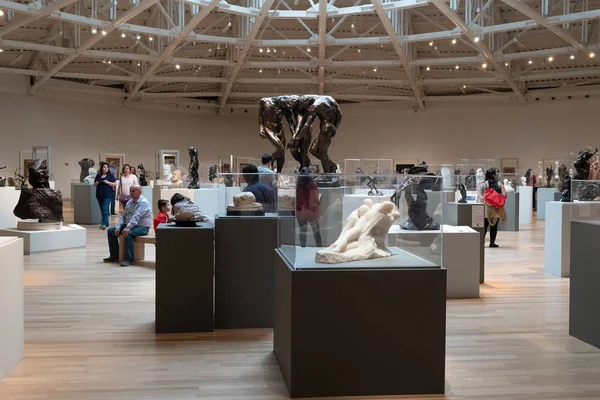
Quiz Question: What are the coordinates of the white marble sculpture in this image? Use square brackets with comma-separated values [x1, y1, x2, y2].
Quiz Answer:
[83, 167, 97, 185]
[227, 192, 263, 212]
[315, 199, 400, 264]
[475, 168, 484, 189]
[163, 164, 173, 183]
[520, 176, 527, 186]
[503, 179, 515, 193]
[172, 169, 183, 188]
[277, 191, 296, 212]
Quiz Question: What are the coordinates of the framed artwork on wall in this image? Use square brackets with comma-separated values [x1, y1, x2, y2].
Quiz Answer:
[156, 150, 179, 181]
[100, 153, 126, 178]
[19, 150, 32, 183]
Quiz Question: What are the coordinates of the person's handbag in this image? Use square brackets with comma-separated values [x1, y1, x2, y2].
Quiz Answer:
[118, 177, 131, 206]
[484, 187, 506, 209]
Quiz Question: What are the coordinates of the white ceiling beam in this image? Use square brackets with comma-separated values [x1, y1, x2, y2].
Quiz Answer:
[125, 0, 222, 104]
[371, 0, 424, 110]
[432, 0, 527, 104]
[0, 0, 80, 38]
[28, 0, 161, 93]
[139, 90, 413, 101]
[219, 0, 276, 113]
[318, 0, 327, 94]
[500, 0, 586, 51]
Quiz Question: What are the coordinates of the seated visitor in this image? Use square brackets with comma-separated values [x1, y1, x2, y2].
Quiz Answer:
[103, 185, 152, 267]
[153, 199, 170, 231]
[242, 164, 275, 212]
[258, 153, 276, 186]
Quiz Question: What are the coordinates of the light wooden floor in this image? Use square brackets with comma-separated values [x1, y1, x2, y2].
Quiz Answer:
[1, 203, 599, 400]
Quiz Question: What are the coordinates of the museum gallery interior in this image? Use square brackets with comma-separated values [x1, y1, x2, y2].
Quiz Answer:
[2, 0, 600, 399]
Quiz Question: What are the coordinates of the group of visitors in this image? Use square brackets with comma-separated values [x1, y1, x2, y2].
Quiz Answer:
[94, 163, 139, 229]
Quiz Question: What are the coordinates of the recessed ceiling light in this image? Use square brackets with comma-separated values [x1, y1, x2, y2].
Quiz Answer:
[451, 39, 457, 44]
[429, 41, 434, 46]
[91, 27, 97, 34]
[505, 62, 509, 66]
[101, 30, 107, 36]
[548, 56, 554, 62]
[175, 64, 180, 69]
[307, 46, 311, 52]
[455, 65, 459, 69]
[570, 55, 575, 60]
[426, 66, 430, 71]
[0, 10, 4, 17]
[121, 32, 126, 38]
[462, 85, 467, 88]
[136, 34, 141, 40]
[149, 36, 153, 41]
[474, 36, 480, 43]
[259, 47, 263, 53]
[590, 52, 595, 58]
[259, 68, 263, 73]
[528, 59, 533, 64]
[373, 68, 377, 72]
[482, 63, 487, 68]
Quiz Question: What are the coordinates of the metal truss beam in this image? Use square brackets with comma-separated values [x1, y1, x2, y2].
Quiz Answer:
[219, 0, 275, 113]
[0, 0, 79, 38]
[500, 0, 586, 50]
[2, 0, 600, 48]
[29, 0, 160, 94]
[371, 0, 424, 110]
[432, 0, 527, 104]
[124, 0, 221, 104]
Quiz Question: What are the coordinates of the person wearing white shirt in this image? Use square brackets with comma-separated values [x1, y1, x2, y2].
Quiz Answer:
[118, 164, 139, 209]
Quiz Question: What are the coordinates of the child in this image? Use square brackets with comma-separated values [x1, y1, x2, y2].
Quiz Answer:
[153, 199, 170, 231]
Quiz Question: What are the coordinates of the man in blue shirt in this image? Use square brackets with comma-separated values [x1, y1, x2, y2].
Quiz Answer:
[104, 185, 152, 266]
[243, 164, 275, 212]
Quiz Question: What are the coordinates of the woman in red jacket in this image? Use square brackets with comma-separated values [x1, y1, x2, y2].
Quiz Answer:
[296, 167, 323, 247]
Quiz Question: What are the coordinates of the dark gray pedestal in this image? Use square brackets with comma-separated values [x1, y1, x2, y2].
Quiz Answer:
[570, 221, 600, 349]
[214, 214, 288, 329]
[318, 186, 345, 246]
[155, 222, 214, 333]
[72, 183, 102, 225]
[443, 202, 485, 283]
[273, 250, 446, 398]
[498, 192, 519, 232]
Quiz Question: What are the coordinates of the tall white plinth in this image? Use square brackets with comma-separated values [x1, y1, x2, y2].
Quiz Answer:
[442, 226, 480, 299]
[517, 186, 533, 225]
[0, 237, 24, 380]
[545, 201, 600, 277]
[0, 187, 20, 228]
[0, 224, 86, 255]
[537, 188, 559, 220]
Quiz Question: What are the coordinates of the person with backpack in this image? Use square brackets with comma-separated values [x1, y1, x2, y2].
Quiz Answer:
[479, 168, 507, 248]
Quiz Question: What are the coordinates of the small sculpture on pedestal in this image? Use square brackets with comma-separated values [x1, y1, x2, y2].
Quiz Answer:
[578, 183, 600, 201]
[357, 168, 382, 196]
[520, 176, 527, 186]
[226, 192, 265, 216]
[457, 183, 467, 203]
[13, 159, 63, 226]
[162, 164, 173, 183]
[137, 164, 148, 186]
[170, 193, 210, 226]
[574, 147, 598, 180]
[223, 174, 233, 187]
[475, 168, 484, 190]
[172, 169, 184, 188]
[208, 165, 217, 183]
[503, 179, 515, 193]
[188, 146, 199, 189]
[589, 160, 600, 181]
[391, 170, 440, 231]
[545, 166, 554, 187]
[83, 167, 97, 185]
[78, 158, 95, 183]
[315, 199, 400, 264]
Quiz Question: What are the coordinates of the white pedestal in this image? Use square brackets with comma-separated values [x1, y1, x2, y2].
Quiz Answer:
[442, 226, 480, 299]
[537, 188, 559, 220]
[0, 224, 86, 255]
[517, 186, 533, 225]
[342, 194, 389, 222]
[545, 201, 600, 277]
[0, 187, 20, 228]
[0, 237, 24, 379]
[141, 186, 153, 211]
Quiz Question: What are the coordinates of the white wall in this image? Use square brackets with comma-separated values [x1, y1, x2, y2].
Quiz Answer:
[1, 76, 599, 197]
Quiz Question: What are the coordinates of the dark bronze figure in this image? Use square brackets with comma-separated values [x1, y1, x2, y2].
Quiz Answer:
[208, 165, 217, 183]
[391, 167, 440, 230]
[458, 183, 467, 203]
[188, 146, 199, 189]
[357, 168, 382, 196]
[78, 158, 95, 183]
[574, 147, 598, 180]
[546, 166, 554, 187]
[137, 164, 148, 186]
[13, 159, 63, 221]
[258, 95, 300, 173]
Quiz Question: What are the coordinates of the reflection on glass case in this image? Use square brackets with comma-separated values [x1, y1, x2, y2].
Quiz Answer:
[272, 173, 447, 271]
[498, 172, 521, 190]
[458, 159, 496, 173]
[571, 180, 600, 202]
[344, 159, 393, 175]
[156, 149, 180, 182]
[452, 175, 483, 203]
[538, 159, 570, 189]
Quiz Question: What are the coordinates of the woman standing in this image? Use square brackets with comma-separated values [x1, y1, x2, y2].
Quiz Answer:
[479, 168, 507, 248]
[117, 164, 139, 209]
[296, 167, 322, 247]
[94, 162, 117, 230]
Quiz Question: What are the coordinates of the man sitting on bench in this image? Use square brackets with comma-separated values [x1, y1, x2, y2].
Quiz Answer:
[104, 185, 152, 267]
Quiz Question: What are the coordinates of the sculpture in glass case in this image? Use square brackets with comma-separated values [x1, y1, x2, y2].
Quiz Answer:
[503, 179, 515, 193]
[589, 160, 600, 181]
[457, 182, 467, 203]
[574, 147, 598, 180]
[162, 164, 173, 183]
[137, 164, 148, 186]
[0, 165, 11, 187]
[315, 199, 400, 264]
[13, 159, 63, 222]
[83, 167, 97, 185]
[396, 174, 440, 231]
[475, 168, 484, 189]
[172, 169, 184, 188]
[520, 176, 527, 186]
[78, 158, 95, 183]
[170, 193, 209, 226]
[208, 165, 217, 183]
[545, 166, 554, 187]
[579, 183, 600, 201]
[357, 168, 383, 196]
[226, 192, 264, 216]
[188, 146, 199, 189]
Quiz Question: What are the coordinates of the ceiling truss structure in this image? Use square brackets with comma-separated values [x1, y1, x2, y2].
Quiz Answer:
[0, 0, 599, 111]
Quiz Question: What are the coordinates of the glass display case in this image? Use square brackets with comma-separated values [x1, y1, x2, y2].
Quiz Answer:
[276, 172, 447, 271]
[452, 174, 483, 203]
[344, 159, 394, 175]
[427, 163, 454, 190]
[538, 159, 570, 189]
[498, 171, 521, 190]
[156, 149, 180, 182]
[458, 159, 496, 173]
[571, 180, 600, 202]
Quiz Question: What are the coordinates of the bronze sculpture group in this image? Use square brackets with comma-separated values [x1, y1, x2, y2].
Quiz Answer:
[562, 147, 599, 202]
[13, 159, 63, 222]
[258, 95, 342, 174]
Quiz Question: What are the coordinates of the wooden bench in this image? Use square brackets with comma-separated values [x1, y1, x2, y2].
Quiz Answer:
[118, 233, 156, 262]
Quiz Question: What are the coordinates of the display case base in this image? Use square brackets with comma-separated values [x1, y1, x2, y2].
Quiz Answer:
[0, 224, 86, 255]
[498, 192, 520, 232]
[0, 187, 20, 229]
[536, 188, 559, 220]
[570, 221, 600, 349]
[273, 249, 446, 398]
[72, 183, 102, 225]
[0, 237, 23, 380]
[517, 186, 533, 225]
